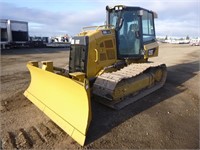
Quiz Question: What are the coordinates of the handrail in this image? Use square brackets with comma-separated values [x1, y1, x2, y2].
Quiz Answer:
[82, 26, 98, 31]
[96, 24, 115, 30]
[82, 24, 115, 31]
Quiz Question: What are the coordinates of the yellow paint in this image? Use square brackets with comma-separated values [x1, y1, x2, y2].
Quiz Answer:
[69, 72, 86, 82]
[41, 61, 54, 72]
[77, 29, 160, 78]
[113, 74, 152, 100]
[78, 28, 117, 78]
[143, 42, 159, 59]
[24, 64, 91, 146]
[24, 26, 161, 146]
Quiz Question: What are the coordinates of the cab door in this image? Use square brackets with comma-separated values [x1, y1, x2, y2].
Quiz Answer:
[117, 11, 141, 58]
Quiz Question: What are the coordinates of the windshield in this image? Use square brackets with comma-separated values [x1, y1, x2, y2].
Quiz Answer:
[109, 10, 141, 57]
[109, 10, 121, 28]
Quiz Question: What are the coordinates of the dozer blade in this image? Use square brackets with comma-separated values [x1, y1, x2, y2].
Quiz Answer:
[24, 63, 91, 146]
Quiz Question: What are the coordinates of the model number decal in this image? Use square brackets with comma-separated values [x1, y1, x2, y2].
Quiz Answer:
[102, 30, 111, 35]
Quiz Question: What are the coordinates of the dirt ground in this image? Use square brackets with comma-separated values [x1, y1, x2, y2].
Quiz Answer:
[0, 43, 199, 149]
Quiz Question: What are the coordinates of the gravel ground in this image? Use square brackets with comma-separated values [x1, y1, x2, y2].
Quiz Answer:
[0, 43, 199, 149]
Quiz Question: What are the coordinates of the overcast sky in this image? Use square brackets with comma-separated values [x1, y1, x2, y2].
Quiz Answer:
[0, 0, 199, 38]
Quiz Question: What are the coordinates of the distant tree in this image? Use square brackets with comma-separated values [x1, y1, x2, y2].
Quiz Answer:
[165, 35, 168, 40]
[186, 35, 190, 40]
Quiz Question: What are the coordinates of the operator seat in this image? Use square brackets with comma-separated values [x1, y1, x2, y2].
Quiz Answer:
[127, 24, 135, 41]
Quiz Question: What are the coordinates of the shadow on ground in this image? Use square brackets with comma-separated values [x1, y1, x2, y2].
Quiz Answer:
[86, 60, 199, 144]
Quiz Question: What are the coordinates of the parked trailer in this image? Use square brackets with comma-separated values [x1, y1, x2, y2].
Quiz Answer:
[28, 36, 49, 48]
[0, 19, 29, 49]
[46, 42, 70, 48]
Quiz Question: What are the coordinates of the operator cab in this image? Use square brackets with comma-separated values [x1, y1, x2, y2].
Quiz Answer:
[106, 5, 157, 59]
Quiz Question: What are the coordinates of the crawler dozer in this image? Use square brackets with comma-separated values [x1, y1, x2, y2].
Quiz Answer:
[24, 5, 167, 146]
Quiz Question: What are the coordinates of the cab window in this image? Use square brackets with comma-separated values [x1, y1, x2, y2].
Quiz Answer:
[142, 11, 155, 43]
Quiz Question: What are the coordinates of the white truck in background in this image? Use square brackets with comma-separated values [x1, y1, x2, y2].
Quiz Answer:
[0, 19, 29, 49]
[46, 35, 71, 48]
[189, 38, 200, 46]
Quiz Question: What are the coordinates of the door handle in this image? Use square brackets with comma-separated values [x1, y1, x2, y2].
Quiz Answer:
[94, 49, 99, 62]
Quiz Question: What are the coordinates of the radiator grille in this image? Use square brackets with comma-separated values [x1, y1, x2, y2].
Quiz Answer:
[106, 49, 115, 60]
[104, 40, 113, 48]
[100, 53, 107, 61]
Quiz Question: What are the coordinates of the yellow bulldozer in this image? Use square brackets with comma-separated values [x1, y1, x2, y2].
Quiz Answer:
[24, 5, 167, 146]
